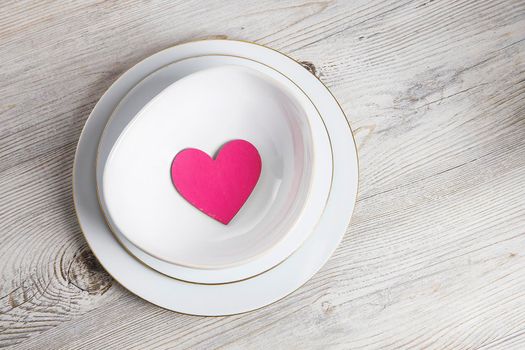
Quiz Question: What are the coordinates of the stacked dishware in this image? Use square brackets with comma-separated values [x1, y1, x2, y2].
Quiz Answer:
[73, 40, 358, 315]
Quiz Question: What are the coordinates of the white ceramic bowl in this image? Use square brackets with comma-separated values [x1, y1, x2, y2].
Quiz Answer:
[99, 64, 332, 270]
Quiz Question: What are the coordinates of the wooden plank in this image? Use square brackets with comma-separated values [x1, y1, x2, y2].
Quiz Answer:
[1, 0, 524, 348]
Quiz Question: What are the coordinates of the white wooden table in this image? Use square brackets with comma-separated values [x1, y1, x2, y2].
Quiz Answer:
[1, 1, 524, 348]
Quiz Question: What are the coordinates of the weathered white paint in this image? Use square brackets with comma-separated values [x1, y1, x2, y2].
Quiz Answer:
[1, 0, 524, 348]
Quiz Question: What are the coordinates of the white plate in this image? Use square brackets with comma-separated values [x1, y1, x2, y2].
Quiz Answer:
[100, 62, 332, 270]
[73, 40, 358, 315]
[97, 56, 333, 283]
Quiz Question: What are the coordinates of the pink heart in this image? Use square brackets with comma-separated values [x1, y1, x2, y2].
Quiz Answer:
[171, 139, 262, 225]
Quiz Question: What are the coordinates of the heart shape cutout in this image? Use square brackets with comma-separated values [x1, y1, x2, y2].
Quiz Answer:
[171, 139, 262, 224]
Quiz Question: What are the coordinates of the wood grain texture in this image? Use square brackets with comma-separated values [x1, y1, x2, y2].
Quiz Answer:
[1, 0, 524, 348]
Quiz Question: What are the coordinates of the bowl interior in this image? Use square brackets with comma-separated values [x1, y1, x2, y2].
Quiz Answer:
[102, 66, 314, 268]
